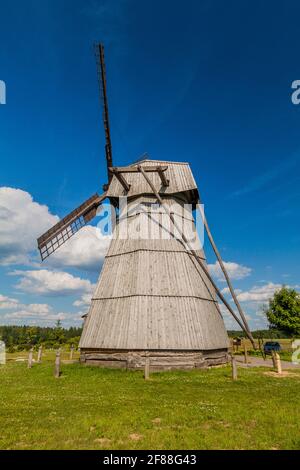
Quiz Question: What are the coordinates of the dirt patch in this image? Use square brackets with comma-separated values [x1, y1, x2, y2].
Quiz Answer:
[94, 437, 112, 445]
[201, 423, 211, 430]
[152, 418, 162, 425]
[264, 371, 299, 378]
[129, 433, 143, 441]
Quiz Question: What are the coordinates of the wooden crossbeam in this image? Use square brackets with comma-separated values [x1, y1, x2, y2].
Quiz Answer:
[109, 165, 168, 174]
[109, 168, 131, 191]
[109, 165, 169, 191]
[156, 166, 169, 186]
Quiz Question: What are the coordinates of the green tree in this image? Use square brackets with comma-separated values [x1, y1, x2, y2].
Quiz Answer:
[50, 320, 66, 346]
[264, 286, 300, 335]
[26, 327, 38, 347]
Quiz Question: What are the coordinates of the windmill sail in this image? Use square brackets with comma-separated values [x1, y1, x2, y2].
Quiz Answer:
[95, 43, 113, 186]
[37, 192, 106, 260]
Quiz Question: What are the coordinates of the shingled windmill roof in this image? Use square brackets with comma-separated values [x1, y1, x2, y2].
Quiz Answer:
[107, 159, 199, 204]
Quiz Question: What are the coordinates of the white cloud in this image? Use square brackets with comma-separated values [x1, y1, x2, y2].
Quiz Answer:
[1, 299, 60, 321]
[219, 301, 268, 331]
[3, 309, 76, 323]
[73, 292, 93, 308]
[24, 303, 51, 314]
[221, 282, 300, 331]
[220, 287, 242, 295]
[10, 269, 95, 296]
[0, 294, 52, 316]
[0, 187, 58, 266]
[236, 282, 282, 303]
[208, 261, 252, 281]
[0, 293, 19, 309]
[45, 226, 111, 272]
[1, 297, 83, 326]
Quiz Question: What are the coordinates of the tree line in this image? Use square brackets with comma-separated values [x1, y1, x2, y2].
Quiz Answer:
[0, 321, 82, 352]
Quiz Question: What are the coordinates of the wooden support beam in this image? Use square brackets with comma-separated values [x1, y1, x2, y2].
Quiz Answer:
[137, 164, 256, 347]
[196, 202, 253, 341]
[109, 168, 130, 191]
[110, 165, 168, 174]
[109, 164, 169, 191]
[157, 166, 169, 186]
[114, 172, 131, 192]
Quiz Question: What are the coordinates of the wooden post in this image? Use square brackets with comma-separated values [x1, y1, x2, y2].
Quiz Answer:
[271, 350, 276, 368]
[243, 341, 249, 364]
[54, 350, 61, 378]
[144, 356, 150, 380]
[258, 338, 265, 360]
[37, 345, 42, 363]
[274, 352, 282, 374]
[231, 355, 238, 380]
[70, 345, 74, 360]
[28, 347, 33, 368]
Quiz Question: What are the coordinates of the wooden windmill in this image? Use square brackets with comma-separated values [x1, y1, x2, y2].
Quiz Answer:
[37, 44, 255, 369]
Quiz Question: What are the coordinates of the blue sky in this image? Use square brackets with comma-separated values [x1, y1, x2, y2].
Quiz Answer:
[0, 0, 299, 329]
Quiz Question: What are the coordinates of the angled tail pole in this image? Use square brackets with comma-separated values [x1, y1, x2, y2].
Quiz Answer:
[196, 201, 254, 341]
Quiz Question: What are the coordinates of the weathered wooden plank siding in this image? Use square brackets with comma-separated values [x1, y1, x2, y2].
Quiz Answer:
[93, 251, 216, 300]
[79, 159, 229, 366]
[80, 296, 228, 350]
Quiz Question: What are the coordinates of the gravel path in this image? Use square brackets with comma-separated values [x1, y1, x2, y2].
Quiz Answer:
[234, 355, 300, 369]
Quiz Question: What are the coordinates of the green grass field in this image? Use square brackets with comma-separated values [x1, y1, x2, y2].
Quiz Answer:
[1, 356, 300, 450]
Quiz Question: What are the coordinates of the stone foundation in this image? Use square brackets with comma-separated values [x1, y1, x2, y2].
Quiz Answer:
[80, 349, 229, 370]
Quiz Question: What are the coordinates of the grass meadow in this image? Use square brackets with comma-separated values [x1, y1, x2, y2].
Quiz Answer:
[1, 351, 300, 450]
